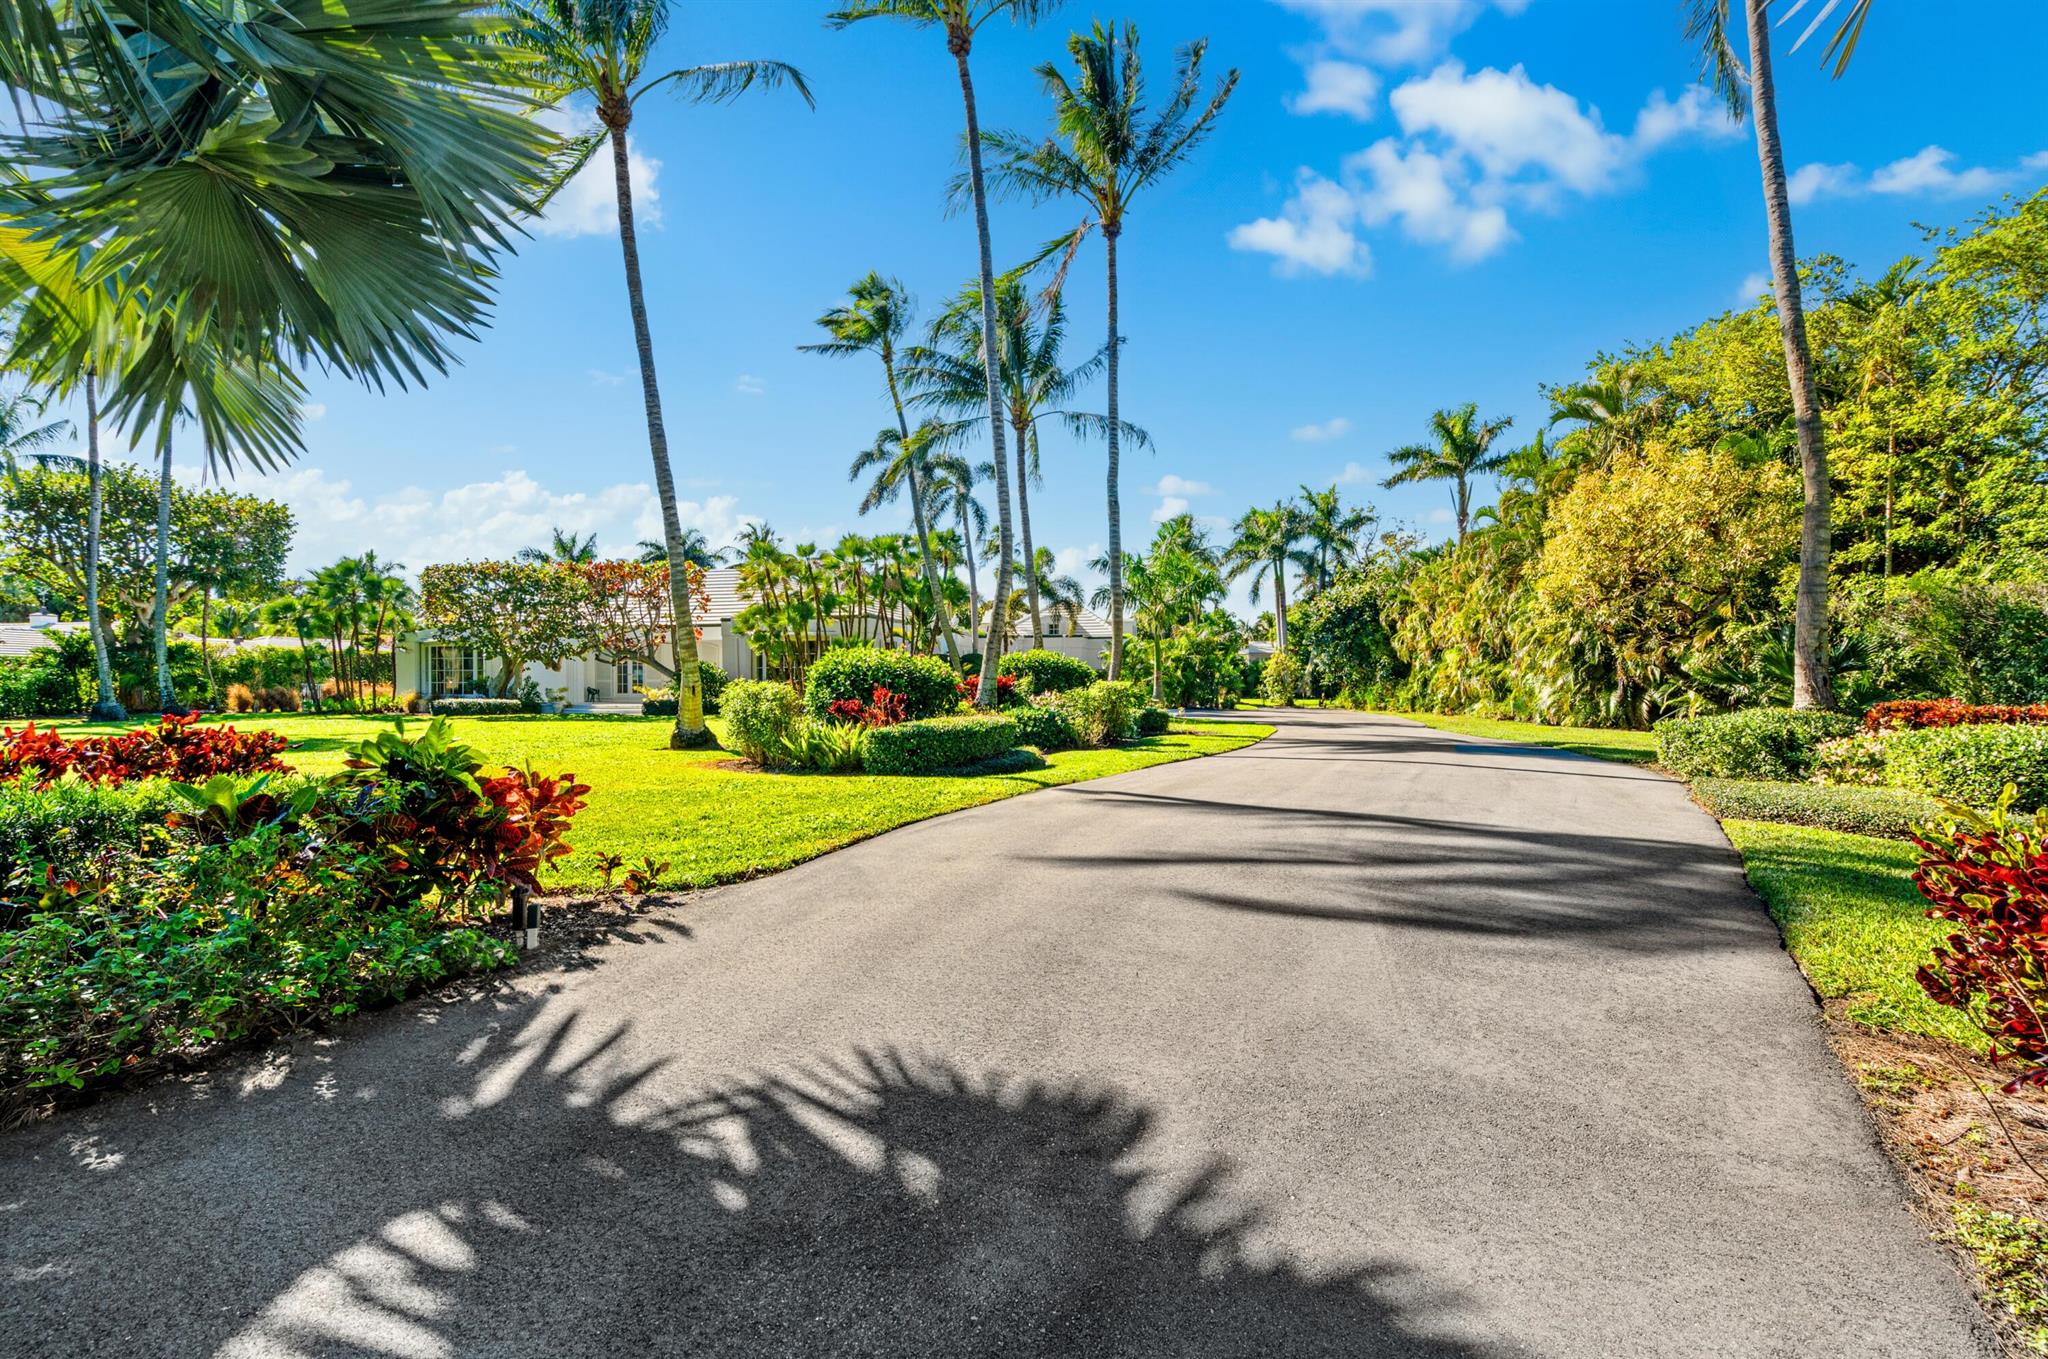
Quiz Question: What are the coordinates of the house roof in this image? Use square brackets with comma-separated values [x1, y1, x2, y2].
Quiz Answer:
[700, 567, 746, 623]
[0, 620, 86, 658]
[999, 606, 1114, 641]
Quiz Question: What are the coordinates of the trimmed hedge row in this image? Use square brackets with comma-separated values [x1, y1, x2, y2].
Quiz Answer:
[1134, 706, 1171, 736]
[1007, 705, 1079, 752]
[1653, 707, 1858, 781]
[1864, 699, 2048, 732]
[0, 779, 178, 883]
[1692, 777, 1936, 840]
[428, 697, 525, 716]
[804, 646, 959, 721]
[863, 714, 1019, 776]
[1884, 723, 2048, 812]
[997, 649, 1098, 695]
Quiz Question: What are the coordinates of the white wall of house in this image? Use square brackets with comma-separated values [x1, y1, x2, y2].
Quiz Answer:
[394, 627, 726, 707]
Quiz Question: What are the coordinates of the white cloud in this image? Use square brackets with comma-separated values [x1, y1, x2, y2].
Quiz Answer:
[1273, 0, 1526, 66]
[1736, 271, 1771, 305]
[1236, 68, 1738, 275]
[529, 106, 659, 240]
[2026, 150, 2048, 172]
[251, 466, 750, 573]
[1154, 473, 1216, 497]
[489, 443, 519, 456]
[301, 402, 326, 422]
[1291, 417, 1353, 443]
[1335, 460, 1374, 484]
[1288, 60, 1381, 119]
[1869, 145, 2007, 198]
[1787, 161, 1860, 204]
[1631, 86, 1741, 154]
[1426, 506, 1455, 525]
[1227, 170, 1371, 277]
[587, 368, 626, 387]
[1151, 496, 1190, 524]
[734, 374, 767, 397]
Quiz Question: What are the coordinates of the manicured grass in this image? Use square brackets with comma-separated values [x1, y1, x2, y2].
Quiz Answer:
[1721, 819, 1974, 1049]
[1378, 711, 1659, 766]
[38, 713, 1270, 891]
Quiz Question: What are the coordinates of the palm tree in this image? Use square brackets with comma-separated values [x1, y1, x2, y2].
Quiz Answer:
[513, 0, 811, 746]
[261, 594, 326, 711]
[1224, 504, 1306, 654]
[1294, 484, 1372, 594]
[1687, 0, 1839, 709]
[0, 389, 69, 479]
[81, 367, 121, 719]
[828, 0, 1058, 707]
[518, 526, 600, 565]
[926, 453, 987, 659]
[1382, 403, 1514, 545]
[981, 20, 1237, 681]
[638, 530, 726, 569]
[801, 273, 959, 664]
[1546, 369, 1650, 467]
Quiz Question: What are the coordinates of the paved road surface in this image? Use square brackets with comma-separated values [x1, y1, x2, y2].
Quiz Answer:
[1, 711, 1992, 1357]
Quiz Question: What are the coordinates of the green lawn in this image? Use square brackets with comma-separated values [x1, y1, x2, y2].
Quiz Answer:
[1375, 711, 1659, 765]
[41, 713, 1271, 891]
[1721, 818, 1972, 1049]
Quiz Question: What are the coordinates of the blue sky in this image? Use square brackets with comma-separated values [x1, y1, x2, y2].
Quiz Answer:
[92, 0, 2048, 609]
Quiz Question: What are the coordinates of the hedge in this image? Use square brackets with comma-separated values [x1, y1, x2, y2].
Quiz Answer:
[863, 714, 1019, 776]
[1691, 777, 1936, 840]
[722, 680, 803, 766]
[1007, 704, 1078, 752]
[1134, 705, 1171, 736]
[1883, 723, 2048, 812]
[803, 646, 959, 721]
[0, 780, 178, 883]
[997, 649, 1098, 695]
[1653, 707, 1858, 781]
[1864, 699, 2048, 732]
[427, 697, 524, 716]
[1048, 680, 1147, 747]
[0, 653, 82, 719]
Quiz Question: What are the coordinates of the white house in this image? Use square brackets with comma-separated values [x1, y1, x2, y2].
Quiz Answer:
[391, 566, 1115, 707]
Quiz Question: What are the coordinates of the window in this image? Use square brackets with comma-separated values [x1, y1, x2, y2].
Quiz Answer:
[614, 659, 645, 695]
[429, 646, 489, 696]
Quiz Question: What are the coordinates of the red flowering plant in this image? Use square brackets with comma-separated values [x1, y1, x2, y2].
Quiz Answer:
[1914, 793, 2048, 1090]
[1867, 699, 2048, 732]
[825, 686, 910, 729]
[954, 674, 1016, 704]
[0, 716, 288, 788]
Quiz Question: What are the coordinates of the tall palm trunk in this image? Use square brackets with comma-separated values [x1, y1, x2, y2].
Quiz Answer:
[953, 39, 1015, 709]
[1454, 474, 1470, 545]
[1151, 636, 1163, 702]
[1271, 558, 1289, 652]
[959, 501, 983, 659]
[1104, 226, 1125, 679]
[1015, 421, 1043, 649]
[608, 115, 709, 747]
[82, 368, 122, 719]
[199, 587, 213, 697]
[150, 436, 176, 713]
[1744, 0, 1833, 709]
[884, 359, 960, 666]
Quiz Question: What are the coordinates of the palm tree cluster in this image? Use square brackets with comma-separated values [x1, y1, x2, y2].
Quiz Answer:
[259, 556, 416, 710]
[732, 530, 969, 688]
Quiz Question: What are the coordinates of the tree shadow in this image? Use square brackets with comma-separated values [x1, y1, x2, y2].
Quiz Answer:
[8, 1015, 1504, 1359]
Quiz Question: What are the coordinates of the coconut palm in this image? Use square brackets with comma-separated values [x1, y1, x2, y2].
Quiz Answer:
[828, 0, 1059, 707]
[1294, 484, 1372, 595]
[1546, 370, 1651, 467]
[80, 368, 120, 719]
[926, 453, 987, 658]
[801, 273, 959, 664]
[261, 594, 326, 711]
[1224, 504, 1306, 654]
[511, 0, 811, 745]
[981, 19, 1237, 680]
[518, 526, 600, 565]
[0, 389, 69, 479]
[1382, 403, 1514, 546]
[1686, 0, 1846, 709]
[637, 529, 726, 569]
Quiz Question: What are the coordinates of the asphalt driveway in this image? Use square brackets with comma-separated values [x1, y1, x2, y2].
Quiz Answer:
[0, 710, 1992, 1357]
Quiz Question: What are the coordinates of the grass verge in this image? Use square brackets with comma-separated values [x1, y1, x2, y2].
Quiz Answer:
[38, 713, 1271, 891]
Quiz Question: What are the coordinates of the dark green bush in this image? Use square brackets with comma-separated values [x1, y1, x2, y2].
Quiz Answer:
[0, 652, 83, 718]
[0, 780, 178, 883]
[428, 697, 525, 716]
[697, 661, 729, 715]
[997, 648, 1098, 695]
[1008, 704, 1078, 752]
[721, 680, 803, 766]
[1692, 778, 1936, 839]
[1134, 706, 1171, 736]
[1884, 724, 2048, 811]
[803, 646, 959, 721]
[1048, 680, 1148, 746]
[641, 695, 677, 717]
[1653, 707, 1858, 780]
[863, 714, 1019, 776]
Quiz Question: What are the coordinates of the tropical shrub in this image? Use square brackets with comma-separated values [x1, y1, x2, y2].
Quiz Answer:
[641, 693, 677, 717]
[1293, 577, 1401, 705]
[1914, 798, 2048, 1089]
[1134, 705, 1171, 736]
[776, 718, 867, 773]
[1691, 777, 1936, 839]
[213, 644, 323, 694]
[997, 648, 1097, 695]
[697, 661, 729, 715]
[721, 680, 804, 767]
[1652, 708, 1858, 781]
[0, 651, 82, 719]
[825, 685, 909, 729]
[1008, 703, 1078, 753]
[1049, 681, 1147, 747]
[1261, 652, 1304, 707]
[958, 673, 1018, 705]
[1865, 699, 2048, 732]
[0, 716, 290, 788]
[0, 780, 178, 885]
[862, 714, 1019, 776]
[803, 647, 958, 721]
[1811, 732, 1890, 787]
[427, 697, 524, 716]
[1885, 724, 2048, 812]
[224, 683, 257, 713]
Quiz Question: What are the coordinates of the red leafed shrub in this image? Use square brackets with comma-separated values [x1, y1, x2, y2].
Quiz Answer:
[825, 685, 910, 728]
[1866, 699, 2048, 732]
[0, 716, 287, 788]
[826, 698, 867, 724]
[954, 674, 1017, 703]
[480, 767, 591, 892]
[1914, 799, 2048, 1090]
